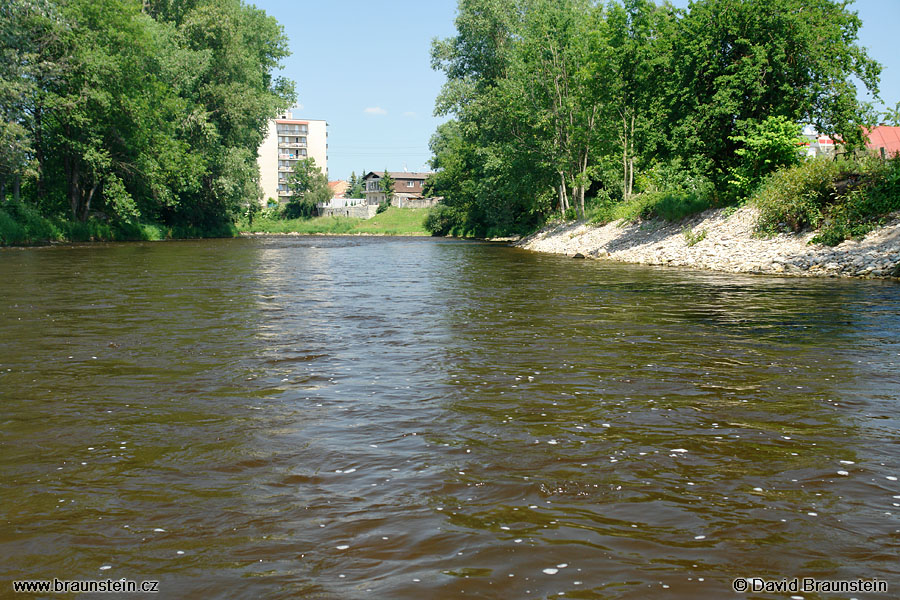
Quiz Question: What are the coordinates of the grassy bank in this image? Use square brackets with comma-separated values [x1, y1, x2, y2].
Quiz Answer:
[238, 207, 430, 236]
[0, 199, 237, 246]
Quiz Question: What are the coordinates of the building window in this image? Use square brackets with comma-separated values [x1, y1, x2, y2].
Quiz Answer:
[300, 149, 307, 156]
[406, 180, 415, 187]
[300, 137, 307, 144]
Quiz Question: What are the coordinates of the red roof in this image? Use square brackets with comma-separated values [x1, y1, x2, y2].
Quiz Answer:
[328, 180, 349, 198]
[865, 126, 900, 156]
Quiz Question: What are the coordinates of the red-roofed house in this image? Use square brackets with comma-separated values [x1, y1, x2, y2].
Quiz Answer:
[328, 180, 349, 199]
[864, 126, 900, 157]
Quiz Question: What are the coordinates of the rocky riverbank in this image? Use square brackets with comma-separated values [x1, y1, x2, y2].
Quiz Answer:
[516, 206, 900, 279]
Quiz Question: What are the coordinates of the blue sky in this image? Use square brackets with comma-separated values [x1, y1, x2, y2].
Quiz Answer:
[251, 0, 900, 181]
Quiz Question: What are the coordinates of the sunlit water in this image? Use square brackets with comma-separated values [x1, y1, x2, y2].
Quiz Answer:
[1, 236, 899, 599]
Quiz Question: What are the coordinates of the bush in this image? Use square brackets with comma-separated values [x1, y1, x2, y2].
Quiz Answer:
[752, 157, 848, 234]
[424, 204, 461, 236]
[727, 116, 806, 200]
[0, 199, 62, 244]
[753, 155, 900, 245]
[589, 189, 713, 225]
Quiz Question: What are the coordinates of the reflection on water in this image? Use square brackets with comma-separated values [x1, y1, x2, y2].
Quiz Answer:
[1, 237, 899, 599]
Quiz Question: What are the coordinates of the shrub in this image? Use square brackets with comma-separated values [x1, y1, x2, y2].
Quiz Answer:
[728, 116, 806, 200]
[753, 155, 900, 245]
[682, 226, 708, 246]
[589, 190, 712, 225]
[0, 199, 62, 244]
[752, 157, 848, 235]
[424, 204, 461, 236]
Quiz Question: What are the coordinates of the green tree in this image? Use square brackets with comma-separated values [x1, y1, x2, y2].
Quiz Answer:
[882, 101, 900, 127]
[377, 169, 395, 212]
[664, 0, 880, 189]
[605, 0, 674, 201]
[727, 116, 806, 198]
[346, 171, 365, 198]
[283, 157, 330, 219]
[2, 0, 294, 231]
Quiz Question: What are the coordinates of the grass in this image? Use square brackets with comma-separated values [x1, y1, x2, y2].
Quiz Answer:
[0, 199, 237, 246]
[752, 155, 900, 245]
[587, 190, 713, 225]
[238, 207, 430, 236]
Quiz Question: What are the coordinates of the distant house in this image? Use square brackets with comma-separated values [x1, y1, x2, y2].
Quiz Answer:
[864, 125, 900, 157]
[361, 171, 439, 208]
[802, 124, 900, 159]
[328, 180, 349, 199]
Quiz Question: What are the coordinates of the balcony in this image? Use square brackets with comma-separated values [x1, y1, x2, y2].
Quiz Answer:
[278, 143, 307, 149]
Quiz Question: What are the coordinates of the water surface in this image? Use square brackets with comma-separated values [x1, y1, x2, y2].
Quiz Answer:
[1, 236, 899, 598]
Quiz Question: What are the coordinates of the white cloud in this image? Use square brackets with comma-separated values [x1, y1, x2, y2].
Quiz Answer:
[364, 106, 387, 115]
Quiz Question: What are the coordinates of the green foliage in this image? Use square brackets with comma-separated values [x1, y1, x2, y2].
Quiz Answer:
[238, 207, 429, 236]
[666, 0, 880, 187]
[682, 225, 708, 246]
[346, 171, 366, 198]
[753, 155, 900, 245]
[424, 204, 462, 236]
[282, 157, 330, 219]
[752, 158, 851, 234]
[727, 116, 806, 199]
[1, 0, 294, 235]
[430, 0, 878, 236]
[882, 101, 900, 127]
[590, 189, 712, 225]
[377, 170, 395, 213]
[0, 197, 236, 245]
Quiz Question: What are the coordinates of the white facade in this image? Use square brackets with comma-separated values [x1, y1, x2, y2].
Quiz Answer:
[258, 111, 327, 206]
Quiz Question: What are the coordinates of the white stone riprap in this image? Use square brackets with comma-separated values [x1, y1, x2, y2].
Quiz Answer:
[516, 207, 900, 279]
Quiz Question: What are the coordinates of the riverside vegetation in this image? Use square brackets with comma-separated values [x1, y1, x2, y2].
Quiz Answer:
[0, 0, 293, 245]
[239, 207, 430, 236]
[421, 0, 900, 252]
[4, 0, 899, 250]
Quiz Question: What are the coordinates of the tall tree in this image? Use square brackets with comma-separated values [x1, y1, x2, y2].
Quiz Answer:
[283, 157, 330, 218]
[664, 0, 880, 189]
[605, 0, 673, 201]
[378, 169, 395, 210]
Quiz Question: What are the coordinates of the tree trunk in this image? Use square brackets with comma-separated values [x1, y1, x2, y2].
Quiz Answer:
[628, 114, 635, 198]
[33, 105, 46, 201]
[83, 183, 97, 221]
[622, 114, 629, 201]
[577, 185, 585, 219]
[65, 154, 80, 220]
[13, 175, 21, 203]
[559, 172, 569, 215]
[0, 179, 5, 203]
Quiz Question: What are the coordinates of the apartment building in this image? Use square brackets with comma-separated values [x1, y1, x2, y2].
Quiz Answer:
[258, 111, 327, 205]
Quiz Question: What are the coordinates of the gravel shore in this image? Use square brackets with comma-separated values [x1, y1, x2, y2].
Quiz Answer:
[516, 207, 900, 279]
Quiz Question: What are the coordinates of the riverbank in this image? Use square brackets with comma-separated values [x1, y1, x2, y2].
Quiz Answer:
[517, 206, 900, 279]
[237, 207, 429, 236]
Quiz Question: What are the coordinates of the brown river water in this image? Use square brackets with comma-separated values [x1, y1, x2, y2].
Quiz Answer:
[1, 236, 899, 599]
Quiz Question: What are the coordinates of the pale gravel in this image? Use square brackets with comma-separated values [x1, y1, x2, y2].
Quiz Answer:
[516, 206, 900, 279]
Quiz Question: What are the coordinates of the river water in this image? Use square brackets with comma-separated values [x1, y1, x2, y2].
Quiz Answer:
[1, 236, 899, 599]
